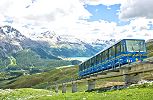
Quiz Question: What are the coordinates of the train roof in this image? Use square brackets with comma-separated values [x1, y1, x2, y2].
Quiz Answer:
[79, 39, 145, 66]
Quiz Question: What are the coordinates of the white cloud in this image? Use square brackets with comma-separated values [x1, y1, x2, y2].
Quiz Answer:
[119, 0, 153, 20]
[0, 0, 31, 17]
[113, 18, 153, 40]
[0, 0, 91, 21]
[0, 0, 91, 37]
[0, 0, 118, 42]
[0, 0, 153, 42]
[81, 0, 124, 6]
[22, 0, 91, 22]
[45, 19, 117, 42]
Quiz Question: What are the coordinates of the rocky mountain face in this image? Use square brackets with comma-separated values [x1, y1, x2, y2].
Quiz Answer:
[29, 31, 116, 57]
[0, 25, 116, 59]
[0, 26, 58, 60]
[0, 26, 24, 58]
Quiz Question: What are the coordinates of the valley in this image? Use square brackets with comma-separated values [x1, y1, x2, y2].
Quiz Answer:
[0, 25, 153, 100]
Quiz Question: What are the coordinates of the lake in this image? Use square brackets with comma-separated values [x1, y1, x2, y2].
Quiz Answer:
[66, 57, 90, 62]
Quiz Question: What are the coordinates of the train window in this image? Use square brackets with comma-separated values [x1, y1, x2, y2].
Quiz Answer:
[100, 53, 102, 61]
[99, 53, 102, 62]
[94, 56, 96, 63]
[91, 58, 94, 66]
[107, 50, 109, 59]
[112, 46, 115, 56]
[126, 40, 146, 52]
[93, 57, 96, 65]
[82, 64, 84, 71]
[81, 63, 84, 71]
[98, 54, 100, 62]
[109, 46, 115, 57]
[80, 64, 82, 71]
[93, 57, 95, 65]
[86, 60, 89, 68]
[89, 60, 91, 67]
[103, 51, 105, 60]
[96, 55, 99, 63]
[116, 42, 121, 54]
[89, 59, 91, 67]
[104, 50, 108, 60]
[121, 45, 124, 52]
[104, 51, 107, 59]
[80, 64, 83, 71]
[95, 56, 97, 63]
[99, 53, 102, 61]
[102, 52, 104, 60]
[109, 47, 112, 58]
[85, 62, 87, 69]
[121, 41, 126, 52]
[86, 62, 88, 68]
[89, 59, 92, 67]
[88, 60, 90, 67]
[83, 63, 86, 70]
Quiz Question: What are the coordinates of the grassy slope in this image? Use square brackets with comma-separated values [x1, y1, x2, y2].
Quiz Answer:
[0, 88, 50, 100]
[3, 66, 78, 89]
[2, 65, 125, 91]
[38, 88, 153, 100]
[1, 83, 153, 100]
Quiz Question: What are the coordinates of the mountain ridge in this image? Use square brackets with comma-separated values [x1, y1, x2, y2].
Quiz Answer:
[0, 25, 116, 59]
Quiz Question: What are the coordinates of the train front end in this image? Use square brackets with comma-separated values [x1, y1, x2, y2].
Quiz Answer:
[124, 39, 147, 63]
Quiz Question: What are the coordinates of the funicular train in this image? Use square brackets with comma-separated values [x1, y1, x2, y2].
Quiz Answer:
[79, 39, 147, 77]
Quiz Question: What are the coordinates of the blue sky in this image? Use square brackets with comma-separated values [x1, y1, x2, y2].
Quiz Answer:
[85, 4, 120, 22]
[0, 0, 153, 41]
[85, 4, 130, 26]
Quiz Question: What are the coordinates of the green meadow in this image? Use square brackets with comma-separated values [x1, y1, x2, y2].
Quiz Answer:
[1, 83, 153, 100]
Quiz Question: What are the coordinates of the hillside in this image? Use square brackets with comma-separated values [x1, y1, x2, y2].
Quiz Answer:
[0, 65, 79, 89]
[1, 82, 153, 100]
[0, 65, 125, 91]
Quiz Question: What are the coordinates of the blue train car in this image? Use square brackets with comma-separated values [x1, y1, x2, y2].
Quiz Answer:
[79, 39, 147, 77]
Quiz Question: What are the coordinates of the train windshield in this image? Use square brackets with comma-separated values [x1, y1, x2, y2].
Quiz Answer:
[126, 40, 146, 52]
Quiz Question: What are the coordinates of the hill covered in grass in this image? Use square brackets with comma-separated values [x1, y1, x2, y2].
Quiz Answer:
[1, 82, 153, 100]
[0, 65, 125, 92]
[0, 48, 79, 74]
[1, 65, 78, 89]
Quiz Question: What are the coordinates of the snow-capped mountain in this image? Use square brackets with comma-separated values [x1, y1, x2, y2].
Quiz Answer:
[0, 26, 25, 58]
[0, 25, 25, 40]
[29, 30, 116, 57]
[29, 30, 116, 52]
[0, 25, 116, 59]
[0, 26, 59, 59]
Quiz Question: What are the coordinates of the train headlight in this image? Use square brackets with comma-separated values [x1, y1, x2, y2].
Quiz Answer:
[127, 59, 131, 62]
[136, 58, 139, 61]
